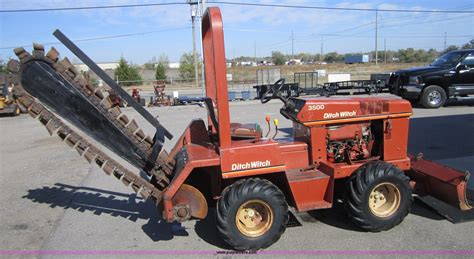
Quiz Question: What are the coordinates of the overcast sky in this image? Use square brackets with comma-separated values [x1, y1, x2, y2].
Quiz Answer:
[1, 0, 473, 64]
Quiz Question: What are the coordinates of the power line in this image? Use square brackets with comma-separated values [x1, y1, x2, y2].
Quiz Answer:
[0, 27, 190, 50]
[330, 22, 374, 35]
[212, 1, 474, 14]
[0, 2, 185, 13]
[380, 14, 473, 28]
[305, 34, 472, 39]
[1, 1, 473, 14]
[377, 3, 473, 23]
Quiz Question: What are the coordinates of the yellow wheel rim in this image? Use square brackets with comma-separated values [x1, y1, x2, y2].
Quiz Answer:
[15, 107, 20, 115]
[235, 199, 273, 237]
[368, 182, 401, 218]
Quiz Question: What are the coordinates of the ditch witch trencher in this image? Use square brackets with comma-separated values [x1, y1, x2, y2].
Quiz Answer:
[6, 7, 473, 251]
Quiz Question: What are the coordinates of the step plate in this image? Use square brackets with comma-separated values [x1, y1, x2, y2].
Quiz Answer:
[416, 195, 474, 223]
[286, 169, 332, 212]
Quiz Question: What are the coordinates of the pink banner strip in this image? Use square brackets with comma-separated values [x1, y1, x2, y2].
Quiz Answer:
[1, 250, 473, 255]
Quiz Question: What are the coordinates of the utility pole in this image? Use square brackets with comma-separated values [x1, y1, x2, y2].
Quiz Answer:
[444, 32, 447, 50]
[198, 0, 206, 95]
[375, 9, 378, 65]
[320, 36, 323, 61]
[291, 30, 294, 60]
[188, 1, 199, 88]
[384, 38, 387, 63]
[254, 41, 257, 65]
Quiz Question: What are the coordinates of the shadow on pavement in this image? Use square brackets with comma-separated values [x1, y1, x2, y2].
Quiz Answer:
[304, 199, 445, 232]
[22, 113, 473, 243]
[194, 208, 231, 250]
[408, 114, 474, 162]
[305, 201, 364, 232]
[23, 183, 189, 242]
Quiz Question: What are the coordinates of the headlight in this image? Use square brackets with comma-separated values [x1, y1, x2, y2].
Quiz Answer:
[408, 76, 421, 85]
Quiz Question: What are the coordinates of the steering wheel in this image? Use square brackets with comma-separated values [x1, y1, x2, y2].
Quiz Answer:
[260, 78, 286, 104]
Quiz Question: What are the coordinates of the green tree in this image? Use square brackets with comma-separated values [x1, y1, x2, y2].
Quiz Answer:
[0, 58, 8, 73]
[0, 64, 7, 73]
[115, 57, 142, 86]
[398, 48, 416, 63]
[143, 62, 155, 70]
[179, 52, 197, 79]
[461, 39, 474, 49]
[324, 52, 343, 62]
[271, 51, 286, 65]
[155, 63, 166, 80]
[155, 54, 169, 80]
[426, 48, 439, 62]
[441, 45, 459, 55]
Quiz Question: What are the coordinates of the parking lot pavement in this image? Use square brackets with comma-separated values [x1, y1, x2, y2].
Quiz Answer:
[0, 97, 473, 255]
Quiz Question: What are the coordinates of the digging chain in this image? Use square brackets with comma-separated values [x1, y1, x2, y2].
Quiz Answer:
[7, 44, 175, 201]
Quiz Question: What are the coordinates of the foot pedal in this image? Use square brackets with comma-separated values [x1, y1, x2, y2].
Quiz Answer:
[416, 195, 474, 223]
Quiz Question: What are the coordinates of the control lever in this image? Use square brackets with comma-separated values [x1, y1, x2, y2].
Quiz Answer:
[265, 115, 271, 137]
[273, 119, 279, 139]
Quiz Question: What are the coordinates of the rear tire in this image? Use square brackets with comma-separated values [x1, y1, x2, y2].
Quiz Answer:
[344, 161, 412, 232]
[217, 178, 288, 251]
[420, 85, 446, 108]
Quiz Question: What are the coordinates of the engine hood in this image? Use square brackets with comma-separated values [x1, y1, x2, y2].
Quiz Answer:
[394, 66, 444, 76]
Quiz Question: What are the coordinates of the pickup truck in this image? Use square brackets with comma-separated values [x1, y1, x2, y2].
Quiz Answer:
[388, 49, 474, 108]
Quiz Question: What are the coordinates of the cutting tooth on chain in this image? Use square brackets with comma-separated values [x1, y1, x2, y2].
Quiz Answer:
[45, 118, 62, 135]
[32, 43, 45, 58]
[65, 133, 80, 147]
[83, 147, 99, 163]
[75, 141, 89, 156]
[7, 59, 20, 73]
[28, 102, 44, 118]
[102, 162, 115, 175]
[46, 47, 60, 62]
[126, 119, 139, 134]
[100, 97, 114, 110]
[54, 57, 71, 73]
[14, 47, 31, 62]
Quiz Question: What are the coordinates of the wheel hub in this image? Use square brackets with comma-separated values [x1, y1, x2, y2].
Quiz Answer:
[428, 90, 442, 105]
[369, 182, 401, 217]
[235, 199, 273, 237]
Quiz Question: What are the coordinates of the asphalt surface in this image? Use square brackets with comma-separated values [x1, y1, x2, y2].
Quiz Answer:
[0, 95, 473, 257]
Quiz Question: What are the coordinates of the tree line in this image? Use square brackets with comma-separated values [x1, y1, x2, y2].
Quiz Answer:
[262, 39, 473, 65]
[1, 40, 472, 85]
[107, 39, 474, 85]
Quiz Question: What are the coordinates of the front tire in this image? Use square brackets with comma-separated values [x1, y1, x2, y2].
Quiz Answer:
[344, 161, 412, 232]
[420, 85, 446, 108]
[217, 178, 288, 251]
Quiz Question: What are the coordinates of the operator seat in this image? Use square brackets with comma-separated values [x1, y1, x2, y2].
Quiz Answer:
[203, 97, 262, 139]
[230, 123, 262, 139]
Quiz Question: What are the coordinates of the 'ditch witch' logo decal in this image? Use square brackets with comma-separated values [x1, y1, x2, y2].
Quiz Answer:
[231, 160, 271, 171]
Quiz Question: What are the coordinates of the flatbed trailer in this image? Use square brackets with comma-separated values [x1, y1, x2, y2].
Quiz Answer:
[323, 79, 387, 94]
